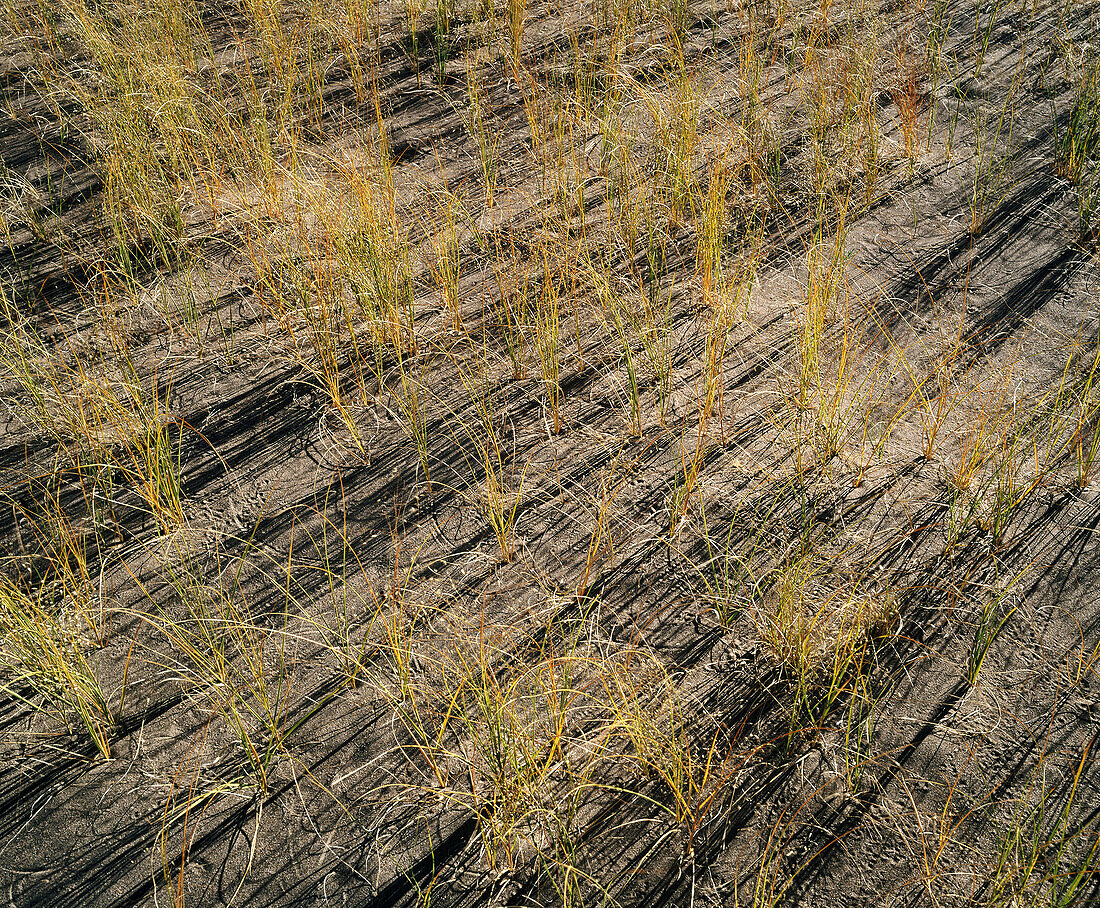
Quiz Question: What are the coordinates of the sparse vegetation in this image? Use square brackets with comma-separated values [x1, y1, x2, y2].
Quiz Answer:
[2, 0, 1100, 903]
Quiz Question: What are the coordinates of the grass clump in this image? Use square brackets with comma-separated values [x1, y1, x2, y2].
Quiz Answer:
[0, 573, 114, 758]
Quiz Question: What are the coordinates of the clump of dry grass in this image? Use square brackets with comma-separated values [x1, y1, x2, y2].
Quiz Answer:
[753, 548, 895, 730]
[0, 572, 114, 758]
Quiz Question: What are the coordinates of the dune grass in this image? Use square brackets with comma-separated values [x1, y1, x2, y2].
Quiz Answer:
[2, 0, 1100, 902]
